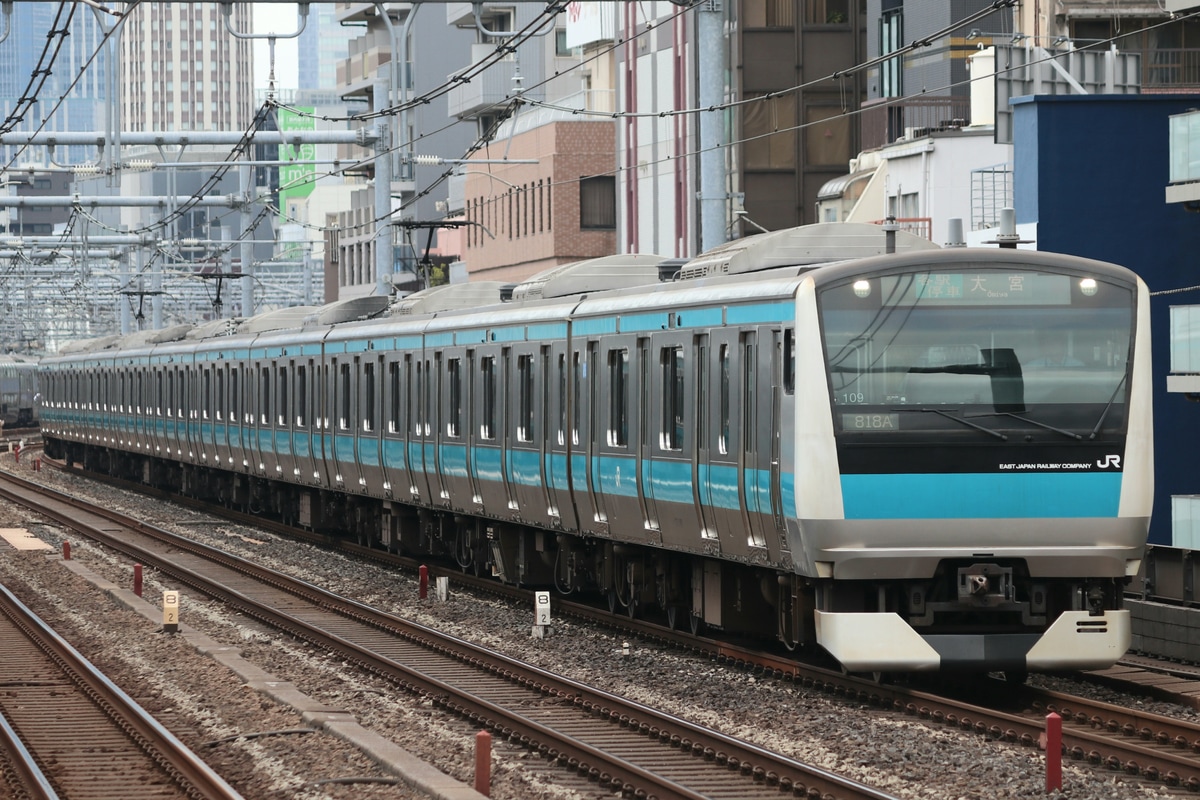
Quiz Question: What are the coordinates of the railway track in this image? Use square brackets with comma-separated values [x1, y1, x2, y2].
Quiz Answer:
[0, 468, 900, 800]
[0, 581, 243, 800]
[30, 459, 1200, 794]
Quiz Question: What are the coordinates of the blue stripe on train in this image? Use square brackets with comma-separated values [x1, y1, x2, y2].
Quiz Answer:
[840, 472, 1123, 519]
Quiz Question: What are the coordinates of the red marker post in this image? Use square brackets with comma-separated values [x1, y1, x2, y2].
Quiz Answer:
[419, 565, 429, 599]
[133, 564, 143, 597]
[474, 730, 491, 796]
[1045, 711, 1062, 793]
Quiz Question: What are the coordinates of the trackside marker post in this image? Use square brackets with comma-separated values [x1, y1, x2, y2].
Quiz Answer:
[1045, 711, 1062, 793]
[532, 591, 551, 638]
[162, 591, 180, 633]
[419, 565, 429, 599]
[62, 541, 71, 560]
[475, 730, 491, 796]
[133, 564, 143, 597]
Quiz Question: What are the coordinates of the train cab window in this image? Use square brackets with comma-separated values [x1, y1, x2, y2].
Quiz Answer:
[278, 366, 288, 426]
[296, 365, 307, 427]
[363, 361, 376, 433]
[608, 348, 628, 447]
[388, 361, 400, 433]
[481, 356, 496, 440]
[661, 346, 684, 451]
[338, 363, 351, 430]
[517, 353, 533, 442]
[719, 345, 730, 455]
[447, 358, 462, 437]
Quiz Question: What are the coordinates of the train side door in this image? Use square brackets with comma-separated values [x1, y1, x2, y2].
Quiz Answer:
[430, 351, 450, 506]
[576, 341, 609, 537]
[692, 335, 719, 553]
[545, 342, 577, 532]
[707, 331, 746, 557]
[740, 330, 775, 560]
[635, 337, 662, 545]
[464, 349, 483, 508]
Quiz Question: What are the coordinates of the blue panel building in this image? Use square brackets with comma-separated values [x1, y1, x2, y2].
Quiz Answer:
[1013, 94, 1200, 544]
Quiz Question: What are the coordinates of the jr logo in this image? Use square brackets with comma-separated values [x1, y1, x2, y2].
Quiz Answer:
[1097, 455, 1122, 469]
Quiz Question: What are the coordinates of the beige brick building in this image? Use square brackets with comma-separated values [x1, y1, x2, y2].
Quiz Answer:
[461, 120, 617, 284]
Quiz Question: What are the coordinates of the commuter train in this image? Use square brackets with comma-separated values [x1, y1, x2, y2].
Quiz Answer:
[0, 354, 39, 427]
[38, 223, 1153, 674]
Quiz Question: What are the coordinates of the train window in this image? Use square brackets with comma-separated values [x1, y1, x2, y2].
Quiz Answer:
[215, 369, 223, 421]
[696, 340, 708, 451]
[363, 361, 376, 433]
[296, 365, 307, 427]
[719, 345, 730, 454]
[661, 345, 684, 451]
[406, 356, 416, 436]
[481, 356, 496, 440]
[156, 371, 163, 416]
[447, 358, 462, 437]
[167, 371, 174, 418]
[278, 367, 289, 426]
[608, 348, 628, 447]
[339, 363, 351, 431]
[424, 359, 433, 436]
[517, 353, 533, 442]
[413, 360, 423, 436]
[388, 361, 400, 434]
[783, 328, 795, 394]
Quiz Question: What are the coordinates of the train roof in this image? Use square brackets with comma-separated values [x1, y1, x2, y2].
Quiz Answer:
[236, 306, 321, 334]
[303, 295, 391, 327]
[509, 254, 667, 300]
[677, 222, 940, 280]
[390, 281, 509, 316]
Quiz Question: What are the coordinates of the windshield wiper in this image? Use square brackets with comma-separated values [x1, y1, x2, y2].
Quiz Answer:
[991, 412, 1082, 441]
[1089, 374, 1128, 440]
[909, 408, 1008, 441]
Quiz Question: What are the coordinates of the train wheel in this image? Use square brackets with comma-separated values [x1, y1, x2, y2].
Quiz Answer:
[689, 613, 701, 636]
[666, 606, 678, 630]
[606, 590, 618, 614]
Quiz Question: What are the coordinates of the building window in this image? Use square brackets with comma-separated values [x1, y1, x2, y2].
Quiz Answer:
[804, 106, 851, 167]
[743, 94, 797, 170]
[744, 0, 794, 27]
[880, 9, 903, 98]
[805, 0, 849, 24]
[580, 176, 616, 229]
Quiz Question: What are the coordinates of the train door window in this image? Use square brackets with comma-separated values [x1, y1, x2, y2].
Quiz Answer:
[230, 368, 240, 424]
[447, 357, 462, 437]
[571, 350, 582, 446]
[481, 356, 496, 440]
[338, 363, 351, 430]
[202, 369, 211, 420]
[296, 365, 307, 427]
[167, 371, 175, 418]
[661, 345, 684, 451]
[258, 367, 268, 424]
[278, 366, 288, 426]
[136, 371, 144, 415]
[743, 337, 756, 446]
[783, 328, 795, 394]
[214, 369, 223, 421]
[608, 348, 628, 447]
[517, 353, 533, 442]
[556, 352, 566, 446]
[405, 355, 416, 436]
[388, 361, 401, 433]
[719, 344, 730, 454]
[424, 359, 433, 436]
[363, 360, 376, 433]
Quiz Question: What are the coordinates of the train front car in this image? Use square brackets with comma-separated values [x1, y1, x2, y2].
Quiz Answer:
[796, 248, 1152, 674]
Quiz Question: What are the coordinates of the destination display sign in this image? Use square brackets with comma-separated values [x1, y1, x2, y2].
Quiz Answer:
[882, 273, 1073, 306]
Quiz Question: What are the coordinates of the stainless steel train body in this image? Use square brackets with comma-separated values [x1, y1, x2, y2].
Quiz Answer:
[0, 354, 39, 427]
[39, 227, 1153, 674]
